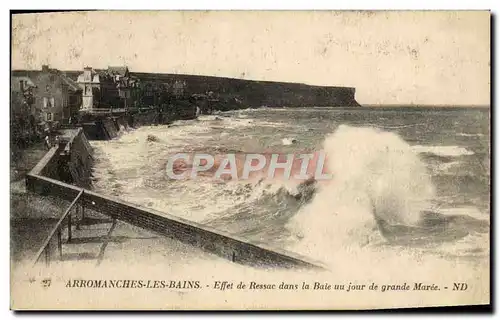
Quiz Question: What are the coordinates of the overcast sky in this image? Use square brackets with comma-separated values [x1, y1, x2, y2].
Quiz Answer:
[12, 11, 490, 105]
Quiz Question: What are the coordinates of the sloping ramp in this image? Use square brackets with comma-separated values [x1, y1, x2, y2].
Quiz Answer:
[26, 173, 325, 270]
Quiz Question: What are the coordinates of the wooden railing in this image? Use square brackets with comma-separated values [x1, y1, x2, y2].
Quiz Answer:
[31, 189, 85, 267]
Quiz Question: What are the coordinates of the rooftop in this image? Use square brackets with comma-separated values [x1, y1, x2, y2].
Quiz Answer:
[107, 66, 129, 77]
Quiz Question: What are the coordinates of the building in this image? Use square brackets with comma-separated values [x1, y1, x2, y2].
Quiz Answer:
[172, 80, 187, 98]
[11, 65, 82, 130]
[107, 66, 132, 109]
[77, 67, 101, 111]
[76, 66, 133, 112]
[10, 76, 37, 143]
[11, 76, 36, 117]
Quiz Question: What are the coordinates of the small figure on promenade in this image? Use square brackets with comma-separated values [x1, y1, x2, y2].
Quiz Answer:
[44, 135, 51, 150]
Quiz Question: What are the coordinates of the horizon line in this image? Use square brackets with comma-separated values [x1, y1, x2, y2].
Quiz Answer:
[362, 104, 490, 108]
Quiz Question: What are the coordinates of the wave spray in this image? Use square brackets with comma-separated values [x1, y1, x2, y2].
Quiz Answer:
[287, 125, 436, 262]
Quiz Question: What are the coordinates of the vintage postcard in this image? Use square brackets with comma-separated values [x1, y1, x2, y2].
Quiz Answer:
[10, 10, 490, 310]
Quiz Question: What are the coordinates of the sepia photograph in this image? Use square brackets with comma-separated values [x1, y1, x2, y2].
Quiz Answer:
[9, 10, 490, 310]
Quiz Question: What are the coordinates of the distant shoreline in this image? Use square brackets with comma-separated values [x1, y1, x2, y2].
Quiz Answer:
[362, 104, 490, 109]
[248, 105, 490, 110]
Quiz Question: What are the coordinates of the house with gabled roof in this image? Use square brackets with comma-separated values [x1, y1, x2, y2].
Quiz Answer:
[11, 65, 82, 129]
[107, 66, 129, 78]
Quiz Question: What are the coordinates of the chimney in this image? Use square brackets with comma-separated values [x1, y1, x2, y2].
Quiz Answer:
[42, 65, 49, 72]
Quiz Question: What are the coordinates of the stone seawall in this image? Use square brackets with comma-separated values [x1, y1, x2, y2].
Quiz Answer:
[131, 110, 158, 127]
[102, 119, 118, 139]
[27, 128, 94, 189]
[113, 116, 129, 131]
[64, 129, 94, 188]
[29, 147, 61, 180]
[81, 110, 166, 140]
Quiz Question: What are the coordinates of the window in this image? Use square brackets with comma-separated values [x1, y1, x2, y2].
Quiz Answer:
[46, 112, 53, 121]
[43, 97, 55, 108]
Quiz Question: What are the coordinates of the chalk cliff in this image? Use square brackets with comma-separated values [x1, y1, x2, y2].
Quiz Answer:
[133, 72, 361, 108]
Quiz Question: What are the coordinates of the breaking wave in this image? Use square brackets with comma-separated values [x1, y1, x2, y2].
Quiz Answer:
[286, 125, 487, 264]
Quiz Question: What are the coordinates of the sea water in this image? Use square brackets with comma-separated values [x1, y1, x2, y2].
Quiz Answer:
[90, 106, 490, 280]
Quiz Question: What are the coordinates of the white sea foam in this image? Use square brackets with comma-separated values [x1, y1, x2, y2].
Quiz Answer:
[282, 137, 297, 146]
[198, 114, 288, 130]
[432, 161, 461, 174]
[437, 206, 489, 222]
[411, 145, 474, 157]
[91, 119, 298, 223]
[457, 133, 484, 137]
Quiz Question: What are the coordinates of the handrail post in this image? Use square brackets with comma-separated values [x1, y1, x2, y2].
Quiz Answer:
[45, 241, 50, 267]
[81, 203, 85, 224]
[67, 213, 72, 243]
[76, 203, 85, 230]
[57, 229, 62, 260]
[76, 205, 81, 230]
